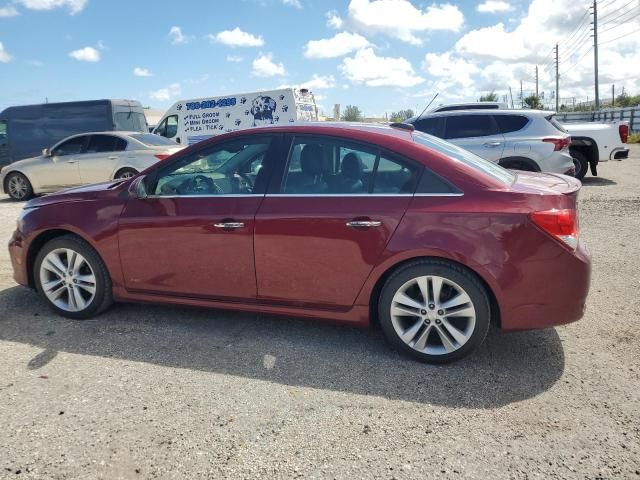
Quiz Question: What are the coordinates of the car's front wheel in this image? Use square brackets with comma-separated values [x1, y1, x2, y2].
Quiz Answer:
[6, 172, 34, 201]
[115, 168, 138, 180]
[34, 235, 113, 319]
[378, 260, 490, 363]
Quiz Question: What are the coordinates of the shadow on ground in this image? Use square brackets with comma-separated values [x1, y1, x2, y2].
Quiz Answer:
[0, 286, 565, 408]
[581, 176, 617, 186]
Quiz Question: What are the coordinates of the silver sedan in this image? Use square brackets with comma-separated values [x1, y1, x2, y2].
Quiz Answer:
[1, 132, 184, 200]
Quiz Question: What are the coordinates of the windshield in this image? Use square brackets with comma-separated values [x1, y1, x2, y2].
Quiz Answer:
[130, 133, 177, 146]
[114, 111, 147, 132]
[412, 131, 515, 185]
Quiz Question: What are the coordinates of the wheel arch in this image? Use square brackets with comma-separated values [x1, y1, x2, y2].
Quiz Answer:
[26, 229, 95, 288]
[366, 255, 502, 329]
[498, 156, 541, 172]
[569, 137, 599, 164]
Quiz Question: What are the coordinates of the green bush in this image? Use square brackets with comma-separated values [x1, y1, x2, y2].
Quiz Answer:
[627, 133, 640, 144]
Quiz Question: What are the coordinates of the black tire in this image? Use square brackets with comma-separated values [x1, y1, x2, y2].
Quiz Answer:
[572, 151, 589, 179]
[378, 259, 491, 364]
[114, 168, 138, 180]
[34, 235, 113, 320]
[5, 172, 34, 201]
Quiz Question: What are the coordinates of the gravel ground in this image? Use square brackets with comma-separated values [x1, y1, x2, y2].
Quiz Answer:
[0, 147, 639, 480]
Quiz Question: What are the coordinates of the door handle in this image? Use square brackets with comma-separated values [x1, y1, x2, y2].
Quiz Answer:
[346, 220, 382, 228]
[483, 141, 502, 147]
[66, 160, 77, 164]
[214, 222, 245, 229]
[108, 156, 118, 160]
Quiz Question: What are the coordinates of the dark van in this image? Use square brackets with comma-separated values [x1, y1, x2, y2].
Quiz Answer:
[0, 99, 147, 165]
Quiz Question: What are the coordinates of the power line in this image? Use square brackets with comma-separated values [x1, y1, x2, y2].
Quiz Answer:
[598, 25, 640, 44]
[599, 5, 640, 25]
[599, 11, 640, 33]
[598, 0, 638, 20]
[559, 46, 593, 75]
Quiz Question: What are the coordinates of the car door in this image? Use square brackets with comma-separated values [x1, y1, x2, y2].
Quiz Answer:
[154, 114, 180, 144]
[443, 114, 505, 163]
[40, 135, 86, 190]
[253, 135, 420, 308]
[80, 134, 128, 183]
[117, 134, 280, 299]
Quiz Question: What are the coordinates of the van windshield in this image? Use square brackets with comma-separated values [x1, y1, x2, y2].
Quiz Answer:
[412, 131, 515, 185]
[114, 111, 147, 132]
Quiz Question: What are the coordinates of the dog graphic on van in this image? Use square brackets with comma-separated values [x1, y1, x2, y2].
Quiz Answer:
[251, 96, 277, 127]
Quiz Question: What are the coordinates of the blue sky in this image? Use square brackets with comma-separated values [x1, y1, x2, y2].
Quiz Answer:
[1, 0, 639, 116]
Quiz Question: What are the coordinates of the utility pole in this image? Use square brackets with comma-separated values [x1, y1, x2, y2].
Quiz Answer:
[555, 43, 559, 112]
[535, 66, 539, 98]
[612, 84, 615, 106]
[509, 86, 514, 109]
[592, 0, 600, 109]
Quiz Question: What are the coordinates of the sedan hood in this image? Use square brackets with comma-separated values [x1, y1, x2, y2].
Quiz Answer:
[1, 155, 45, 172]
[25, 180, 128, 208]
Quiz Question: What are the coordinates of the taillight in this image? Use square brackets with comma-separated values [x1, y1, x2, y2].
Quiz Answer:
[529, 209, 579, 250]
[543, 137, 571, 151]
[619, 124, 629, 143]
[154, 154, 171, 160]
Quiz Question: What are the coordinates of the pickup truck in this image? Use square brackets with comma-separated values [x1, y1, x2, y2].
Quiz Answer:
[561, 121, 630, 179]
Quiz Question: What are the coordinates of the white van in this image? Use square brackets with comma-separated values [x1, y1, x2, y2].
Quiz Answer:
[152, 88, 318, 146]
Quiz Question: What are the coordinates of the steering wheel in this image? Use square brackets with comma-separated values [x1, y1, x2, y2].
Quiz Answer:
[177, 175, 220, 195]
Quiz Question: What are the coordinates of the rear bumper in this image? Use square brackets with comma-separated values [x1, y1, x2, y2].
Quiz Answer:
[498, 241, 591, 331]
[610, 148, 629, 160]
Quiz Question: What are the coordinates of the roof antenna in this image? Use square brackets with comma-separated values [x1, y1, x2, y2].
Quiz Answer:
[417, 92, 439, 119]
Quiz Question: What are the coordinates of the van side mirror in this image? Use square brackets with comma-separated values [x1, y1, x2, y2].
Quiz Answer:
[128, 175, 148, 199]
[175, 137, 181, 144]
[42, 148, 51, 157]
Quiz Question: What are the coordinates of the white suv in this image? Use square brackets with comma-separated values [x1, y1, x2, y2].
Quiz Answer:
[407, 110, 575, 175]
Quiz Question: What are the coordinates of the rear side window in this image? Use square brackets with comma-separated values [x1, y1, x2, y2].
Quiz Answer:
[412, 117, 441, 136]
[494, 115, 529, 134]
[443, 115, 497, 139]
[86, 135, 126, 153]
[130, 133, 177, 146]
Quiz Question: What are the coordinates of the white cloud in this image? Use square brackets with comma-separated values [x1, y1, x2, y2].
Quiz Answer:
[27, 59, 43, 67]
[279, 74, 337, 90]
[340, 48, 424, 87]
[226, 55, 243, 62]
[15, 0, 86, 14]
[169, 26, 188, 45]
[304, 31, 370, 59]
[348, 0, 464, 45]
[68, 46, 100, 62]
[0, 42, 12, 62]
[210, 27, 264, 47]
[423, 52, 479, 88]
[326, 10, 343, 29]
[476, 0, 514, 13]
[133, 67, 152, 77]
[149, 83, 181, 102]
[252, 53, 286, 77]
[0, 5, 19, 16]
[282, 0, 301, 7]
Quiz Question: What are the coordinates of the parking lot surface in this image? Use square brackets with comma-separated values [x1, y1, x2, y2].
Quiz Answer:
[1, 147, 639, 479]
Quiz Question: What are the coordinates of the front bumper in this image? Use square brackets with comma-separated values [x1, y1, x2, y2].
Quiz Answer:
[8, 227, 29, 287]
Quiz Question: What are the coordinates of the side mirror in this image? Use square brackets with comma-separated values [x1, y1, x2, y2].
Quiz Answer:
[175, 137, 181, 144]
[128, 175, 148, 199]
[42, 148, 51, 157]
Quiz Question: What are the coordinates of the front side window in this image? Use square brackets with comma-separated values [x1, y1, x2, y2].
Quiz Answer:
[155, 115, 178, 138]
[413, 131, 515, 185]
[52, 136, 87, 156]
[444, 115, 497, 139]
[114, 111, 147, 132]
[86, 135, 127, 153]
[150, 137, 272, 196]
[0, 120, 7, 140]
[282, 137, 420, 195]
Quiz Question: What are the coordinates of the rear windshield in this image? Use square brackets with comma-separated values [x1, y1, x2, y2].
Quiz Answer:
[130, 133, 178, 146]
[546, 115, 567, 133]
[412, 131, 515, 185]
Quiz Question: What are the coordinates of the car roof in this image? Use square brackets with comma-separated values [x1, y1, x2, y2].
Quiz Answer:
[410, 109, 554, 121]
[231, 121, 415, 140]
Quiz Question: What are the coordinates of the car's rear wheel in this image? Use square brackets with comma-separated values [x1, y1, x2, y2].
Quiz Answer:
[571, 151, 589, 179]
[34, 235, 113, 319]
[501, 159, 537, 172]
[6, 172, 34, 201]
[115, 168, 138, 180]
[378, 260, 490, 363]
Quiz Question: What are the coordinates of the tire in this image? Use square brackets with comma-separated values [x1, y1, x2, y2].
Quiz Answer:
[378, 259, 490, 364]
[5, 172, 34, 201]
[572, 151, 589, 179]
[115, 168, 138, 180]
[34, 235, 113, 320]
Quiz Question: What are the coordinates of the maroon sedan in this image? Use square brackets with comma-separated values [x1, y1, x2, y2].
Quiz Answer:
[8, 123, 591, 363]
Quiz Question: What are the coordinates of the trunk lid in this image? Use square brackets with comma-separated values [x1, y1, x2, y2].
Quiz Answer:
[510, 171, 581, 196]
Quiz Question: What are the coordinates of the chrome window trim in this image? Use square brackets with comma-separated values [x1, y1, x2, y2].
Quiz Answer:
[413, 192, 464, 197]
[140, 193, 464, 199]
[144, 194, 265, 199]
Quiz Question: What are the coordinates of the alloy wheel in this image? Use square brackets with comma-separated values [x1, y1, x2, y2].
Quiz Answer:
[8, 175, 28, 200]
[39, 248, 97, 312]
[117, 170, 137, 179]
[390, 275, 476, 356]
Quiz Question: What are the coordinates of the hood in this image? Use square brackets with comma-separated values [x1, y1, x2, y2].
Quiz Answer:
[25, 179, 129, 208]
[1, 155, 44, 173]
[510, 171, 581, 196]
